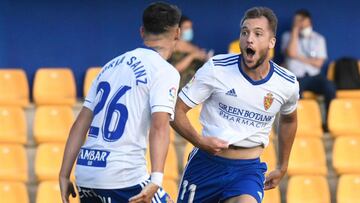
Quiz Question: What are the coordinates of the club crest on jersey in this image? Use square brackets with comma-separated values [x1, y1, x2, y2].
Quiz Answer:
[264, 92, 274, 110]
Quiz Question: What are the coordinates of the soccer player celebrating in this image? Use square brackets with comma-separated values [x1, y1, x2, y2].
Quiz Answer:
[59, 2, 181, 203]
[172, 7, 299, 203]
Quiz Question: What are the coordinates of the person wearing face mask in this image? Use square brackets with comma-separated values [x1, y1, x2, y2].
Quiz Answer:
[281, 9, 335, 124]
[168, 15, 212, 89]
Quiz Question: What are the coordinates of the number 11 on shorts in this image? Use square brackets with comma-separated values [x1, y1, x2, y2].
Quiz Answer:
[180, 180, 197, 203]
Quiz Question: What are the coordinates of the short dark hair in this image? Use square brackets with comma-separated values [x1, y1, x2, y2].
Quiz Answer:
[241, 7, 278, 36]
[295, 9, 312, 20]
[142, 2, 181, 34]
[179, 15, 191, 26]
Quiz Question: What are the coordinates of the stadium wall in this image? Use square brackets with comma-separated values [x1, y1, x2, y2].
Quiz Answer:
[0, 0, 359, 97]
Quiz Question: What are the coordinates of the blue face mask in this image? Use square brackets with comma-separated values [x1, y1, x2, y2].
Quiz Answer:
[181, 29, 194, 42]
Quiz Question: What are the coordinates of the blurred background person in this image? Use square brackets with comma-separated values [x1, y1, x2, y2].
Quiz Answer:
[281, 9, 335, 127]
[169, 15, 213, 89]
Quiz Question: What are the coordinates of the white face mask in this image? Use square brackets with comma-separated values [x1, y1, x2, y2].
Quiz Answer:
[301, 26, 313, 37]
[181, 29, 194, 42]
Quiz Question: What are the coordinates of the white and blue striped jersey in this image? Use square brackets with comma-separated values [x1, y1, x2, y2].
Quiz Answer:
[179, 54, 299, 147]
[75, 47, 180, 189]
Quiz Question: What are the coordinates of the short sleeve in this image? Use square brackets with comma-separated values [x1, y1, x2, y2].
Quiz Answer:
[179, 60, 214, 108]
[280, 80, 300, 115]
[83, 79, 98, 111]
[149, 68, 180, 120]
[314, 36, 327, 59]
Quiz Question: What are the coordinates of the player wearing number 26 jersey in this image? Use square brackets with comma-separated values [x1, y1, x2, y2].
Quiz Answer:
[76, 46, 179, 188]
[59, 2, 182, 203]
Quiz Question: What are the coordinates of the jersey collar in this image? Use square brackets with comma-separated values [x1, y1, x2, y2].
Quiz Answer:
[139, 44, 158, 53]
[237, 55, 274, 85]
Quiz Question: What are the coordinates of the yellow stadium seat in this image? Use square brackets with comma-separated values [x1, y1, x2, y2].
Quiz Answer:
[263, 187, 280, 203]
[33, 68, 76, 106]
[0, 69, 29, 107]
[0, 144, 28, 182]
[327, 61, 360, 81]
[163, 178, 178, 201]
[0, 181, 29, 203]
[288, 137, 327, 176]
[327, 61, 335, 81]
[187, 105, 202, 134]
[33, 105, 74, 144]
[302, 91, 318, 99]
[169, 128, 176, 143]
[336, 90, 360, 98]
[287, 175, 330, 203]
[333, 136, 360, 174]
[328, 99, 360, 137]
[337, 174, 360, 203]
[0, 107, 27, 144]
[83, 67, 102, 97]
[296, 100, 323, 137]
[146, 143, 178, 180]
[36, 181, 79, 203]
[269, 128, 276, 140]
[35, 143, 75, 181]
[327, 61, 360, 98]
[261, 140, 277, 174]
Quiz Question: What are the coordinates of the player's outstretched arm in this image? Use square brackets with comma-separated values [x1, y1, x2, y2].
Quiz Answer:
[59, 107, 93, 203]
[265, 110, 297, 190]
[129, 112, 170, 203]
[170, 99, 228, 154]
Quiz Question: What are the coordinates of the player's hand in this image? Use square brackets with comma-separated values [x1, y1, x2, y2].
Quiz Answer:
[129, 182, 159, 203]
[59, 177, 76, 203]
[264, 169, 286, 190]
[199, 136, 229, 155]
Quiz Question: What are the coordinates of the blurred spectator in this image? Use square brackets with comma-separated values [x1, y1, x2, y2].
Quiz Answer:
[333, 57, 360, 89]
[168, 15, 213, 88]
[281, 9, 335, 120]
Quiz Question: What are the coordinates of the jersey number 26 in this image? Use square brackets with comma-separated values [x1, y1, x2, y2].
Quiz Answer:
[89, 81, 131, 142]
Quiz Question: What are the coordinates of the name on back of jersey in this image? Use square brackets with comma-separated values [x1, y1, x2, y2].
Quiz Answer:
[77, 148, 110, 168]
[99, 55, 148, 86]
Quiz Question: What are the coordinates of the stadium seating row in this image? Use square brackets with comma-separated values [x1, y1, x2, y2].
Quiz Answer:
[1, 99, 360, 146]
[1, 66, 360, 108]
[0, 67, 101, 107]
[1, 140, 359, 203]
[2, 175, 359, 203]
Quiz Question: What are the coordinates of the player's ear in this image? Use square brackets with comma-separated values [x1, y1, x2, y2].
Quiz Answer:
[174, 27, 180, 40]
[269, 37, 276, 49]
[140, 26, 145, 38]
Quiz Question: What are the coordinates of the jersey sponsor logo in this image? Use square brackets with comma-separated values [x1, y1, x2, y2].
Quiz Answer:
[77, 148, 110, 167]
[218, 102, 274, 128]
[264, 93, 274, 110]
[225, 88, 237, 97]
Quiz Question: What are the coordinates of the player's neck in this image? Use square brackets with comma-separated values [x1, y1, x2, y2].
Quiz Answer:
[241, 59, 270, 81]
[143, 39, 172, 60]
